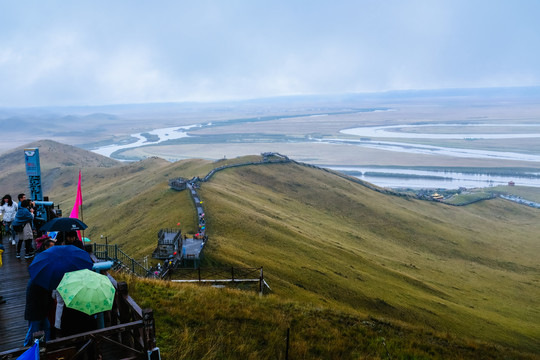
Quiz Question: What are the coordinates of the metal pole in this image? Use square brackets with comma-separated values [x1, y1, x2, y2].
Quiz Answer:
[259, 267, 264, 296]
[285, 328, 290, 360]
[79, 169, 84, 240]
[105, 236, 108, 259]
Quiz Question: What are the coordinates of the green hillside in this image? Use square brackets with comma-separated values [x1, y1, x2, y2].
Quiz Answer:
[197, 162, 540, 353]
[3, 144, 539, 358]
[122, 275, 538, 360]
[0, 139, 119, 195]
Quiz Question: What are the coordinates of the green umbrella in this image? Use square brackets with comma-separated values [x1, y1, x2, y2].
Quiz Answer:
[57, 269, 116, 315]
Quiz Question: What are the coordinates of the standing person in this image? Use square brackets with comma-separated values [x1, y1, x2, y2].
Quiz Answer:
[60, 306, 96, 336]
[63, 231, 84, 250]
[1, 195, 18, 245]
[51, 289, 64, 339]
[12, 199, 35, 259]
[24, 280, 51, 346]
[18, 193, 26, 207]
[37, 237, 55, 253]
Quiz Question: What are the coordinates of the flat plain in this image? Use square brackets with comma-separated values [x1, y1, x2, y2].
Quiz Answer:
[3, 89, 540, 175]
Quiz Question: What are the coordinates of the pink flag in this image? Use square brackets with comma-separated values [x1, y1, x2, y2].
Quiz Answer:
[69, 170, 84, 242]
[69, 170, 83, 218]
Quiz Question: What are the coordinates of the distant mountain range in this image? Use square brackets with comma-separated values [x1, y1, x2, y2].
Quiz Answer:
[2, 86, 540, 114]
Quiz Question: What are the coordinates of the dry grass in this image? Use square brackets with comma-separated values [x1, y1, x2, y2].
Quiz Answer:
[120, 275, 538, 360]
[27, 155, 540, 357]
[197, 162, 540, 353]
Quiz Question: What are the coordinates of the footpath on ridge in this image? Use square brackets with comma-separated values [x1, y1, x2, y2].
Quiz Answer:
[101, 152, 411, 278]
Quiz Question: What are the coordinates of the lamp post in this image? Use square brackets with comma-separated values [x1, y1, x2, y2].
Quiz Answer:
[101, 234, 109, 259]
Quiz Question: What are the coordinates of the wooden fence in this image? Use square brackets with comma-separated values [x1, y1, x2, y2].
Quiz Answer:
[169, 267, 270, 295]
[0, 271, 159, 360]
[93, 243, 150, 278]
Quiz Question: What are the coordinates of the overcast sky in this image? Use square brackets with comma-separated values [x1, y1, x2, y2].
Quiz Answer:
[1, 0, 539, 107]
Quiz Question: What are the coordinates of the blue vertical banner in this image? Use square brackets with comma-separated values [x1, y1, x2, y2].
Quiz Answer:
[24, 148, 43, 201]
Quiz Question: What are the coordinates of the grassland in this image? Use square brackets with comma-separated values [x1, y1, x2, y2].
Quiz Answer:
[441, 185, 540, 205]
[3, 144, 539, 358]
[193, 162, 540, 353]
[119, 274, 538, 359]
[442, 191, 495, 205]
[487, 185, 540, 202]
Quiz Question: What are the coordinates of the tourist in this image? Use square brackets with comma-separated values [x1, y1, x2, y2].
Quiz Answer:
[1, 194, 18, 245]
[12, 199, 35, 259]
[61, 306, 96, 336]
[24, 280, 51, 346]
[51, 289, 64, 339]
[17, 193, 26, 207]
[37, 237, 55, 253]
[63, 230, 84, 249]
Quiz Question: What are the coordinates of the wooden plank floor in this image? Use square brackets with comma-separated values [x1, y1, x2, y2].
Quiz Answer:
[0, 238, 32, 352]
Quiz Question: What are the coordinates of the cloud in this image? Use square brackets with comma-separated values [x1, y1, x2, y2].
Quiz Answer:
[1, 0, 540, 107]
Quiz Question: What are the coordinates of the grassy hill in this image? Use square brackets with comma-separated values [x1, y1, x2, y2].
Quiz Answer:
[196, 162, 540, 353]
[121, 275, 538, 359]
[2, 143, 539, 358]
[0, 139, 119, 196]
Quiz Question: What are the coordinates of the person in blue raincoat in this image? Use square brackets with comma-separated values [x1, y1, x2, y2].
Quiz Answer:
[12, 200, 35, 259]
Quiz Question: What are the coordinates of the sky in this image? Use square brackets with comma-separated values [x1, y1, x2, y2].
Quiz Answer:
[1, 0, 540, 107]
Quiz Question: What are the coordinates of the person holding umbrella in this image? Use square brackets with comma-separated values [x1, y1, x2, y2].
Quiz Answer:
[27, 244, 94, 343]
[63, 230, 84, 249]
[57, 269, 115, 337]
[39, 217, 87, 247]
[23, 280, 51, 346]
[28, 245, 93, 292]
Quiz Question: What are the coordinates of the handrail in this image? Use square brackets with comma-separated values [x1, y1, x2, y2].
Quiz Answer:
[93, 243, 150, 277]
[168, 267, 268, 295]
[0, 272, 158, 360]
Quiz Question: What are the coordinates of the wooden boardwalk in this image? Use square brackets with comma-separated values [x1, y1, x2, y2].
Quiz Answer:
[0, 238, 32, 352]
[0, 241, 159, 359]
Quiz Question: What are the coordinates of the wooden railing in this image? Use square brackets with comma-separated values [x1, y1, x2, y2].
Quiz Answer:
[169, 267, 270, 295]
[93, 243, 150, 278]
[0, 268, 159, 360]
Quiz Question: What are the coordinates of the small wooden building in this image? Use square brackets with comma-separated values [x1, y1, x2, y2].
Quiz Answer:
[152, 229, 182, 259]
[169, 178, 187, 191]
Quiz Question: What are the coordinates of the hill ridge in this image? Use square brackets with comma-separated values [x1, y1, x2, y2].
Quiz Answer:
[0, 141, 538, 357]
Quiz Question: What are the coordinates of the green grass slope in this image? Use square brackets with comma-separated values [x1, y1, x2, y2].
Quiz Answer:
[0, 139, 120, 195]
[9, 148, 539, 357]
[196, 162, 540, 353]
[122, 275, 538, 360]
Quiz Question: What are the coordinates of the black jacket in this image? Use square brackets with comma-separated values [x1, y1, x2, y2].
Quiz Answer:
[24, 281, 52, 321]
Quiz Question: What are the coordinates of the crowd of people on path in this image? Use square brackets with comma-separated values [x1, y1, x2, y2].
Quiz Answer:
[24, 264, 98, 347]
[0, 192, 100, 349]
[0, 192, 85, 259]
[1, 193, 39, 259]
[22, 231, 98, 347]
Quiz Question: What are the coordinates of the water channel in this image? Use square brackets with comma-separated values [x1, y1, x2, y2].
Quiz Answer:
[91, 121, 540, 189]
[327, 166, 540, 189]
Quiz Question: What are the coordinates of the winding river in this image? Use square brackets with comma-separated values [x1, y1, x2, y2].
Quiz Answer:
[91, 121, 540, 189]
[92, 124, 199, 158]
